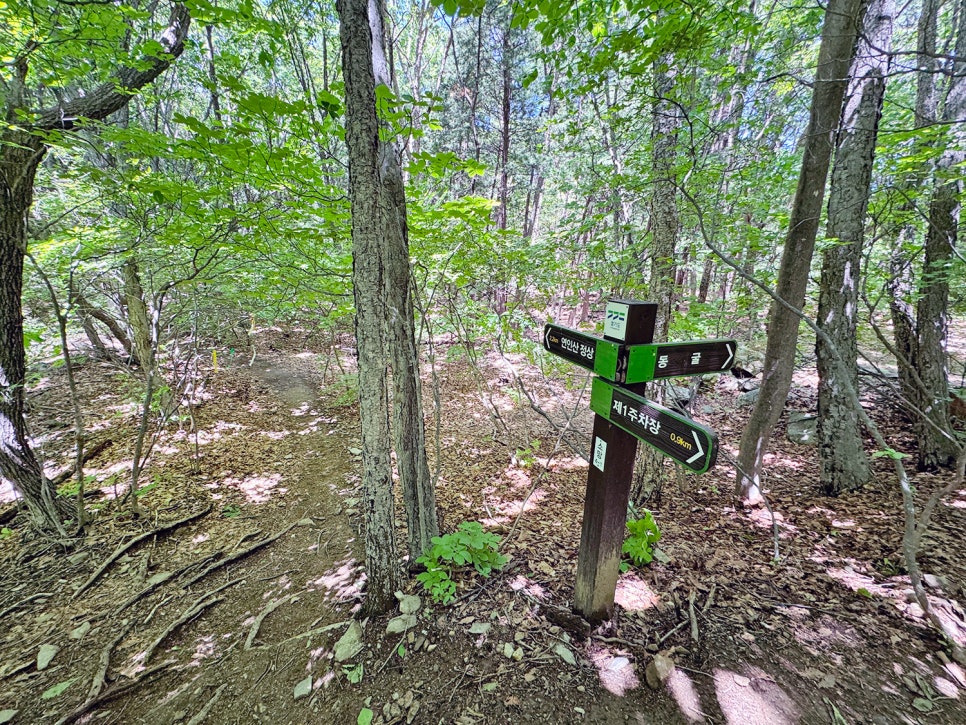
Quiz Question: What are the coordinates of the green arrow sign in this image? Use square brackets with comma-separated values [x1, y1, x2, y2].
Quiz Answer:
[590, 378, 718, 473]
[543, 324, 625, 380]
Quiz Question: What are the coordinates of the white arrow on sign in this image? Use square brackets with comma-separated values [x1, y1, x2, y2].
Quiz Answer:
[686, 430, 705, 465]
[721, 342, 735, 370]
[545, 327, 553, 348]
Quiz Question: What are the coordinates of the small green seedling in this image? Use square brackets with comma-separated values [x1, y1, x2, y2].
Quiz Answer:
[621, 510, 661, 570]
[343, 663, 364, 684]
[416, 521, 508, 604]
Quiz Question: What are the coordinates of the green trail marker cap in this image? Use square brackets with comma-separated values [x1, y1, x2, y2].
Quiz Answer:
[590, 377, 718, 473]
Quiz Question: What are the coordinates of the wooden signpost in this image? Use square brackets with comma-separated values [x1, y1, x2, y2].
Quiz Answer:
[544, 299, 735, 620]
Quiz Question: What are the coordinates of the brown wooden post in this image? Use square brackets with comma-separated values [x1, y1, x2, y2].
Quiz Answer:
[573, 300, 656, 620]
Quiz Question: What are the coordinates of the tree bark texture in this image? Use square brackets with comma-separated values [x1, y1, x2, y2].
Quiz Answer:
[736, 0, 862, 498]
[0, 133, 74, 531]
[0, 3, 190, 532]
[632, 55, 680, 506]
[368, 0, 439, 561]
[339, 0, 402, 614]
[914, 4, 966, 468]
[816, 0, 893, 495]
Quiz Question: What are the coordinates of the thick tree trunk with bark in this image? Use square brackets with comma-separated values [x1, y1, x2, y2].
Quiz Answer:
[0, 133, 74, 531]
[816, 0, 893, 495]
[339, 0, 402, 614]
[368, 0, 439, 561]
[736, 0, 862, 499]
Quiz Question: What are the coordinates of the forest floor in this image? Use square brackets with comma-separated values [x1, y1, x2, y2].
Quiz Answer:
[1, 327, 965, 725]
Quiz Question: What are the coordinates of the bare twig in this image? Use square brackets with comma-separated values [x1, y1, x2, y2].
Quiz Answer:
[0, 592, 53, 620]
[88, 620, 134, 700]
[55, 660, 175, 725]
[142, 580, 241, 664]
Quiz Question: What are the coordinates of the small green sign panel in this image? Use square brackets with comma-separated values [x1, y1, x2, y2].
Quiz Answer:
[590, 378, 718, 473]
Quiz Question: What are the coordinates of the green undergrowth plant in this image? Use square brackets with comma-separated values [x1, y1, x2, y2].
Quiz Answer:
[621, 510, 661, 571]
[416, 521, 508, 604]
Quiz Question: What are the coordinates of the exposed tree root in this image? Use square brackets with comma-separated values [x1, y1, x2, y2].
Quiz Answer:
[0, 591, 52, 621]
[186, 683, 228, 725]
[245, 593, 296, 649]
[88, 620, 134, 701]
[54, 660, 174, 725]
[73, 505, 212, 599]
[180, 522, 296, 589]
[142, 578, 243, 664]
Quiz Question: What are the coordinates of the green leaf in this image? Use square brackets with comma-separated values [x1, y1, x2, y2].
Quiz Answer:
[872, 448, 910, 460]
[41, 678, 76, 699]
[357, 707, 374, 725]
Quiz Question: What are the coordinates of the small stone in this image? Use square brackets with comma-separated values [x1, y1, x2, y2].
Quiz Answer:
[645, 654, 675, 689]
[738, 388, 760, 406]
[406, 701, 420, 724]
[396, 592, 421, 615]
[69, 622, 91, 640]
[386, 614, 417, 635]
[503, 643, 515, 659]
[553, 643, 576, 666]
[334, 620, 364, 662]
[0, 710, 17, 724]
[513, 631, 525, 642]
[294, 675, 313, 700]
[469, 622, 491, 635]
[512, 647, 524, 661]
[574, 707, 586, 716]
[295, 518, 315, 527]
[68, 551, 89, 565]
[37, 644, 60, 671]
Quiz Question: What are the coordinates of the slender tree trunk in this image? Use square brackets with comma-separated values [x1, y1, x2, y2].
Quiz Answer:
[369, 0, 438, 561]
[914, 2, 966, 468]
[632, 54, 680, 506]
[338, 0, 402, 614]
[736, 0, 862, 500]
[817, 0, 893, 495]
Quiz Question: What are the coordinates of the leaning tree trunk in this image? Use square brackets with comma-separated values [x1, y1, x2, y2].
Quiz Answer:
[736, 0, 862, 500]
[816, 0, 893, 495]
[369, 0, 439, 561]
[0, 133, 74, 531]
[338, 0, 401, 614]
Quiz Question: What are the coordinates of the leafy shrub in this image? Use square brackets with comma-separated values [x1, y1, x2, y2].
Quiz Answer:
[416, 521, 508, 604]
[622, 511, 661, 568]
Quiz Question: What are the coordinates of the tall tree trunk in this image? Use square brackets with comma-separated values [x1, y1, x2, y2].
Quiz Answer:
[914, 1, 966, 468]
[632, 55, 680, 506]
[816, 0, 893, 495]
[0, 133, 73, 532]
[369, 0, 439, 561]
[338, 0, 402, 614]
[736, 0, 862, 500]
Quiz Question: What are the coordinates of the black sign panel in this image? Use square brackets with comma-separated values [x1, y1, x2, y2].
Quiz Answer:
[647, 340, 736, 379]
[543, 324, 599, 371]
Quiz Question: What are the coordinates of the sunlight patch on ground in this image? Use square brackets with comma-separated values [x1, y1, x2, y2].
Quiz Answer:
[713, 666, 799, 725]
[744, 508, 797, 536]
[824, 563, 966, 647]
[614, 571, 660, 611]
[0, 478, 19, 505]
[189, 635, 216, 666]
[218, 473, 286, 504]
[260, 430, 292, 440]
[667, 668, 705, 722]
[308, 559, 366, 605]
[508, 575, 546, 599]
[550, 454, 587, 470]
[586, 642, 639, 696]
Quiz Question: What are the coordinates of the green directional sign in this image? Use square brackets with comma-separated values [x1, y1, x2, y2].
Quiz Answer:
[590, 378, 718, 473]
[545, 325, 736, 385]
